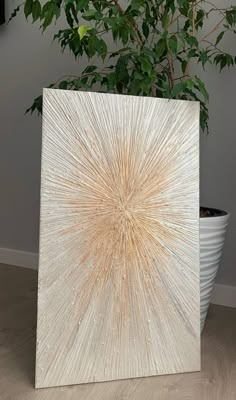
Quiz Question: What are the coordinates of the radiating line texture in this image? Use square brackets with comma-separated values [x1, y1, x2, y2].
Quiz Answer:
[36, 89, 200, 388]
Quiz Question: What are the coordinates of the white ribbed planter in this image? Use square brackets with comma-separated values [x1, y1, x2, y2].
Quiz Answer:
[200, 208, 230, 332]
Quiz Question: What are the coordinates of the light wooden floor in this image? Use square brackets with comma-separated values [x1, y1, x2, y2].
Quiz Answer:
[0, 264, 235, 400]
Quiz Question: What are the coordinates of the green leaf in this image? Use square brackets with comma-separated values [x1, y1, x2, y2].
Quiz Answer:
[214, 53, 234, 71]
[106, 72, 117, 89]
[58, 80, 68, 89]
[140, 56, 152, 75]
[42, 8, 54, 30]
[133, 71, 144, 80]
[41, 2, 59, 31]
[110, 5, 119, 15]
[179, 1, 190, 17]
[186, 35, 198, 48]
[76, 0, 89, 11]
[87, 35, 97, 57]
[214, 54, 222, 66]
[83, 9, 102, 21]
[215, 31, 225, 46]
[24, 0, 33, 19]
[83, 65, 97, 73]
[97, 39, 107, 60]
[120, 26, 129, 45]
[181, 60, 187, 74]
[199, 50, 209, 68]
[131, 0, 144, 11]
[188, 48, 198, 58]
[70, 3, 79, 23]
[53, 2, 61, 19]
[41, 2, 52, 16]
[177, 0, 185, 7]
[195, 9, 205, 30]
[168, 1, 176, 15]
[143, 47, 155, 59]
[183, 19, 190, 31]
[160, 79, 171, 97]
[194, 77, 209, 101]
[25, 95, 43, 114]
[155, 38, 166, 58]
[226, 10, 233, 26]
[162, 13, 169, 30]
[65, 5, 74, 27]
[32, 0, 41, 22]
[225, 53, 234, 67]
[170, 82, 183, 98]
[142, 22, 149, 39]
[78, 24, 92, 40]
[81, 76, 88, 85]
[170, 79, 193, 98]
[168, 35, 177, 55]
[115, 55, 130, 92]
[91, 72, 102, 83]
[185, 79, 194, 89]
[69, 33, 81, 56]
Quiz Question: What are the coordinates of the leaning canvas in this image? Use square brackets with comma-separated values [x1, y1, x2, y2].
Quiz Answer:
[36, 89, 200, 388]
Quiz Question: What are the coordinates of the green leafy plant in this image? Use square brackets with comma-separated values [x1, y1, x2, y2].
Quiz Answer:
[11, 0, 236, 131]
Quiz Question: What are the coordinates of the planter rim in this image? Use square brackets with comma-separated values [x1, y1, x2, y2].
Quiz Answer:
[200, 206, 229, 219]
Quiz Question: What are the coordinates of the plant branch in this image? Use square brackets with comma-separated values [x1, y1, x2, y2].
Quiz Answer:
[202, 39, 223, 53]
[183, 1, 196, 77]
[203, 0, 230, 15]
[165, 38, 175, 89]
[170, 12, 181, 26]
[53, 71, 111, 86]
[192, 1, 196, 37]
[112, 0, 143, 46]
[200, 17, 225, 41]
[53, 75, 81, 85]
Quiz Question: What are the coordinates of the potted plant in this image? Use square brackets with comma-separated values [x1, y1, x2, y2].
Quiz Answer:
[12, 0, 234, 331]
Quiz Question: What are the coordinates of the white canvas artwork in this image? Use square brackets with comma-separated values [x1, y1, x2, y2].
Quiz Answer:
[36, 89, 200, 388]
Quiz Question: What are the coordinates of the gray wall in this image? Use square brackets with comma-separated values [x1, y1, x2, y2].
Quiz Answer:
[0, 3, 235, 284]
[200, 63, 236, 285]
[198, 4, 236, 285]
[0, 7, 83, 252]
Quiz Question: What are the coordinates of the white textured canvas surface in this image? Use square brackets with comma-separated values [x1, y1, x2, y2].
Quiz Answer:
[36, 89, 200, 388]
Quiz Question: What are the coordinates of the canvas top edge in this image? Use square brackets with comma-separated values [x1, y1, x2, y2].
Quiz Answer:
[42, 88, 200, 109]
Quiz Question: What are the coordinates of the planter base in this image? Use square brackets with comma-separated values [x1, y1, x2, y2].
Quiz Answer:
[200, 208, 230, 331]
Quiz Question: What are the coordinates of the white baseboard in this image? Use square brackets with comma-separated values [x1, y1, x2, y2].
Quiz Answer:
[211, 283, 236, 308]
[0, 247, 38, 270]
[0, 247, 235, 308]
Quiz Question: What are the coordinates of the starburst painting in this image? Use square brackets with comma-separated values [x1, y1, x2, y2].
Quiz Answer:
[36, 89, 200, 388]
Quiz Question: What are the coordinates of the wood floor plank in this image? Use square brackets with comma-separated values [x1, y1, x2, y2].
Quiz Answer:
[0, 264, 235, 399]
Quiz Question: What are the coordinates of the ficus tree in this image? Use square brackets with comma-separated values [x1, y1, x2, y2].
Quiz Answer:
[11, 0, 236, 131]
